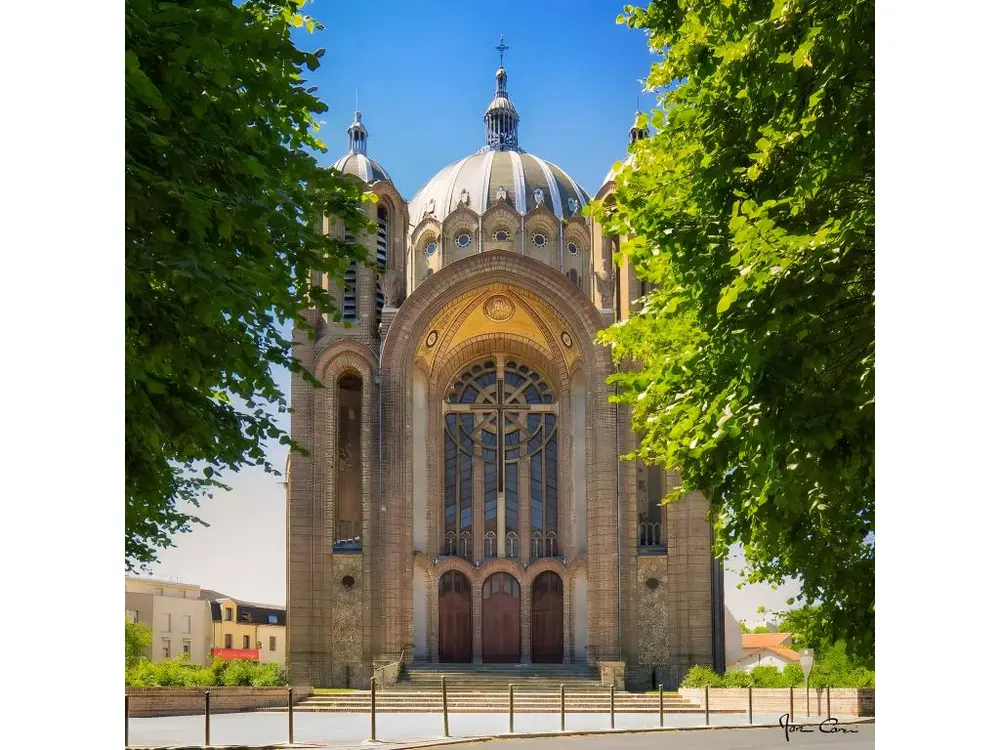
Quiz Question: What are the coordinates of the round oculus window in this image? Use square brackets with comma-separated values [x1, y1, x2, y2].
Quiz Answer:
[424, 241, 437, 256]
[532, 233, 548, 247]
[342, 575, 355, 588]
[455, 233, 472, 248]
[493, 230, 509, 242]
[567, 241, 579, 255]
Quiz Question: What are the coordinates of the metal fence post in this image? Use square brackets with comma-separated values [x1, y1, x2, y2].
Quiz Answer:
[287, 687, 294, 744]
[370, 677, 377, 741]
[204, 691, 211, 746]
[806, 677, 811, 717]
[658, 683, 664, 727]
[704, 686, 709, 726]
[789, 685, 794, 723]
[610, 685, 615, 729]
[560, 684, 566, 731]
[827, 687, 832, 720]
[125, 695, 130, 747]
[748, 686, 753, 725]
[442, 676, 450, 737]
[508, 684, 514, 733]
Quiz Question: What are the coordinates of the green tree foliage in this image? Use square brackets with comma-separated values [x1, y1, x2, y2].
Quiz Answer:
[125, 620, 152, 667]
[779, 605, 874, 686]
[594, 0, 874, 658]
[125, 0, 372, 569]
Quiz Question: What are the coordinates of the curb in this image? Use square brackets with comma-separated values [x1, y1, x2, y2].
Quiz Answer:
[126, 715, 874, 750]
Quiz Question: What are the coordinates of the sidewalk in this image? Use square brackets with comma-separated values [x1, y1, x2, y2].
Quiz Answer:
[126, 711, 874, 749]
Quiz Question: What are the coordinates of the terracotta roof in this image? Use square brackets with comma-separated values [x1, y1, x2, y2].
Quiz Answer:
[742, 632, 794, 649]
[727, 634, 801, 668]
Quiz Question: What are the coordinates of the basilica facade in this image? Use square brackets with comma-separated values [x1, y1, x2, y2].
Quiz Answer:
[286, 56, 725, 690]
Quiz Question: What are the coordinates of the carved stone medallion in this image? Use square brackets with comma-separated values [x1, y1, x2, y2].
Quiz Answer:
[483, 294, 516, 322]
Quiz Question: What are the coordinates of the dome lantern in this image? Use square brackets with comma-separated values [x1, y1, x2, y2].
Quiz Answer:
[347, 110, 368, 155]
[629, 110, 648, 147]
[483, 35, 521, 152]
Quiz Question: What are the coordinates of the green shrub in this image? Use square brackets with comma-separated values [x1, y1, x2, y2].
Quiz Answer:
[722, 670, 752, 688]
[781, 663, 804, 687]
[125, 656, 287, 687]
[680, 665, 724, 688]
[250, 662, 285, 687]
[747, 665, 785, 687]
[220, 659, 259, 686]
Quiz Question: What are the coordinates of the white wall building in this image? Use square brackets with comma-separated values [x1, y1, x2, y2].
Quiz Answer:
[727, 632, 801, 673]
[125, 577, 213, 666]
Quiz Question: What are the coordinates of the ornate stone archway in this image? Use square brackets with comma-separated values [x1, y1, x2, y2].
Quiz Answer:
[377, 253, 618, 665]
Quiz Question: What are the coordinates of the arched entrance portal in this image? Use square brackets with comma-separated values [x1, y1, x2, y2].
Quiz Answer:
[531, 571, 564, 663]
[482, 573, 521, 663]
[438, 571, 472, 663]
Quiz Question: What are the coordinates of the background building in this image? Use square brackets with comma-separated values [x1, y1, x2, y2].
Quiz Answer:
[727, 632, 801, 673]
[202, 590, 286, 667]
[286, 47, 725, 691]
[125, 577, 213, 665]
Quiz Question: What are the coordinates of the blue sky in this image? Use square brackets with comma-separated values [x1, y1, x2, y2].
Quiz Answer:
[147, 0, 802, 626]
[294, 0, 660, 199]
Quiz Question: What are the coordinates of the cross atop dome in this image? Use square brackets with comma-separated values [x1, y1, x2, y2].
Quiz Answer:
[496, 34, 509, 67]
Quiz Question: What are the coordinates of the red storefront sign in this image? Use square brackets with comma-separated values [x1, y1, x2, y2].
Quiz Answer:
[210, 648, 259, 661]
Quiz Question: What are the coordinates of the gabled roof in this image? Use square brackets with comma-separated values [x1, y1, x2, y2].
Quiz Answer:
[742, 632, 794, 650]
[727, 633, 801, 667]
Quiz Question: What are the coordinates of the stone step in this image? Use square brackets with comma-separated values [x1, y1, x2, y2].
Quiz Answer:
[298, 694, 697, 706]
[394, 680, 607, 693]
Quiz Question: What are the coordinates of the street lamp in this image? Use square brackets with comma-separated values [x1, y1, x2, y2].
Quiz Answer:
[800, 648, 814, 716]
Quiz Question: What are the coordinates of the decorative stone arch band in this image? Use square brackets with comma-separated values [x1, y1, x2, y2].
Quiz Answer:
[375, 252, 618, 663]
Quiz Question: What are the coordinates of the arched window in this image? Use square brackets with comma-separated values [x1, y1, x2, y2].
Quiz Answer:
[336, 373, 363, 549]
[442, 358, 558, 561]
[567, 268, 579, 287]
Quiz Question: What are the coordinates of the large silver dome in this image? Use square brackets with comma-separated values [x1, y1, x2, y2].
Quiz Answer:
[409, 150, 589, 228]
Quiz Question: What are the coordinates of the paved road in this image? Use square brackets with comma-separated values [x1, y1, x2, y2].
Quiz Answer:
[127, 712, 872, 748]
[439, 723, 875, 750]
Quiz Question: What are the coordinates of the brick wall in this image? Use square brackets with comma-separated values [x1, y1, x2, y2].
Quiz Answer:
[679, 688, 875, 717]
[125, 687, 313, 718]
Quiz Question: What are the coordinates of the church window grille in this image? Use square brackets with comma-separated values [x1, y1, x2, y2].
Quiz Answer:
[343, 232, 358, 322]
[425, 241, 437, 257]
[506, 531, 519, 559]
[493, 229, 510, 242]
[442, 358, 557, 560]
[455, 232, 472, 248]
[531, 233, 548, 248]
[376, 207, 389, 325]
[567, 241, 579, 256]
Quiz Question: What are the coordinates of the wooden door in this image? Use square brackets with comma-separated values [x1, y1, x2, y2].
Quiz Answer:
[438, 571, 472, 663]
[531, 571, 563, 663]
[482, 573, 521, 663]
